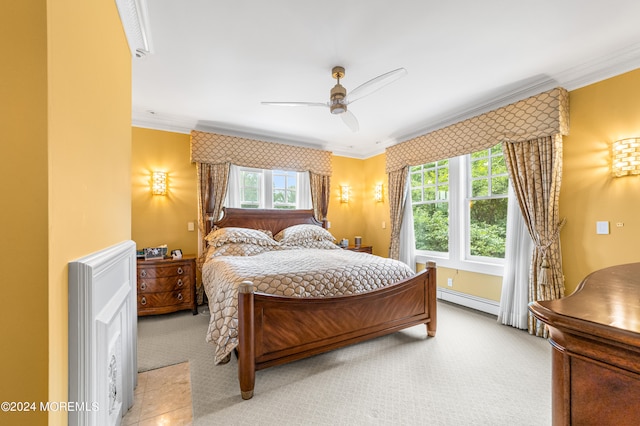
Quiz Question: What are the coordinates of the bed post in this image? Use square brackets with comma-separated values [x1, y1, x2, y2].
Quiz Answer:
[426, 261, 437, 337]
[237, 281, 255, 400]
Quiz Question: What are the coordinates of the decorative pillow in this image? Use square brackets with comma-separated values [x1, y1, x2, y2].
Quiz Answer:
[274, 224, 336, 245]
[208, 243, 277, 257]
[205, 227, 279, 247]
[284, 239, 341, 250]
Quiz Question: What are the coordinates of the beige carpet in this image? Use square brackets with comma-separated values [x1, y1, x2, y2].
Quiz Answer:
[137, 301, 551, 425]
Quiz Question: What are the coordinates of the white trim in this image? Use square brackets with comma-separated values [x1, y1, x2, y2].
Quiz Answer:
[115, 0, 153, 57]
[68, 240, 137, 426]
[437, 287, 499, 316]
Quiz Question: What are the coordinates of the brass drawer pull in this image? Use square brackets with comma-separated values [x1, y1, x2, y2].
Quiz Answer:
[140, 282, 147, 291]
[141, 296, 147, 305]
[177, 279, 183, 287]
[177, 267, 184, 275]
[140, 270, 147, 278]
[177, 293, 183, 301]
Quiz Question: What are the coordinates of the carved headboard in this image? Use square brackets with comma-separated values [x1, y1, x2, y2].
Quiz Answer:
[208, 208, 323, 237]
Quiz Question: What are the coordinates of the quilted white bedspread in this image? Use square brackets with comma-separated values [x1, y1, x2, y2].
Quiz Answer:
[202, 248, 414, 363]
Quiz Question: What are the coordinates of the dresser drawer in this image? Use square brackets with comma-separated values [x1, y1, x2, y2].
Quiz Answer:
[138, 275, 193, 293]
[136, 255, 198, 316]
[138, 263, 193, 279]
[138, 289, 192, 309]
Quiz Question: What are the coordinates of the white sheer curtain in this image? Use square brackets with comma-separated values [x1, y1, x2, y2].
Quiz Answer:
[225, 164, 242, 207]
[298, 171, 312, 209]
[497, 183, 534, 329]
[399, 179, 416, 271]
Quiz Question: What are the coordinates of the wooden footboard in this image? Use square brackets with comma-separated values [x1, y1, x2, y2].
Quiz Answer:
[237, 262, 437, 399]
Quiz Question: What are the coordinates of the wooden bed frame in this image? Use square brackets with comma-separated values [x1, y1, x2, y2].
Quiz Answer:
[210, 207, 437, 399]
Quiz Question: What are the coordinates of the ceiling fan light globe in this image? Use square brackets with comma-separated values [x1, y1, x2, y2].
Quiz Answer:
[330, 104, 346, 115]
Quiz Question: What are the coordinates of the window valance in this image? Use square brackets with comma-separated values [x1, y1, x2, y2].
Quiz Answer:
[190, 130, 332, 176]
[385, 87, 569, 173]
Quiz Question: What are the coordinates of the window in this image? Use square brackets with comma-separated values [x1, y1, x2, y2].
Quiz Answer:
[239, 169, 261, 208]
[410, 160, 450, 253]
[233, 167, 308, 209]
[271, 170, 297, 209]
[467, 145, 509, 259]
[411, 143, 508, 274]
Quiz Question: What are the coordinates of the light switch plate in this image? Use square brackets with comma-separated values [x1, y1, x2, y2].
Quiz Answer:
[596, 221, 609, 235]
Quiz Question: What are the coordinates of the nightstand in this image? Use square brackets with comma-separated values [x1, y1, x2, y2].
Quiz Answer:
[344, 245, 373, 254]
[136, 255, 197, 316]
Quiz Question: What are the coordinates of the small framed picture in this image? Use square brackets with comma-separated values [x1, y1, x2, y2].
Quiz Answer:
[171, 249, 183, 260]
[144, 247, 165, 260]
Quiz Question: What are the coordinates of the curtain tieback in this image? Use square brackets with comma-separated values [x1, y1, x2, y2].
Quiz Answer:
[536, 218, 566, 287]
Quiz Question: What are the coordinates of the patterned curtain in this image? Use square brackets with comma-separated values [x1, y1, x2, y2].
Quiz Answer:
[388, 167, 408, 260]
[196, 162, 230, 303]
[502, 135, 565, 337]
[309, 172, 330, 225]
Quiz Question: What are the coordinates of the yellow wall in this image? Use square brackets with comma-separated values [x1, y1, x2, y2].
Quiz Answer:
[561, 68, 640, 294]
[132, 128, 198, 256]
[433, 267, 503, 301]
[326, 154, 391, 256]
[1, 3, 49, 425]
[1, 2, 131, 425]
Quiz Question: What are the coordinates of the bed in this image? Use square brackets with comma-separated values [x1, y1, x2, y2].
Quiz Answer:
[202, 207, 437, 399]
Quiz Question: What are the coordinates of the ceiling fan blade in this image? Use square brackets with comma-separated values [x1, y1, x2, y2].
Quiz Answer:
[346, 68, 407, 104]
[261, 101, 328, 108]
[341, 110, 359, 132]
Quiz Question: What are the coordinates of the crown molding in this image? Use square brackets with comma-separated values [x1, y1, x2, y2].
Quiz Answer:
[131, 42, 640, 160]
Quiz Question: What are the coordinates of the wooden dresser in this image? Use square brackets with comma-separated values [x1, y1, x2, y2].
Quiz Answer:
[529, 263, 640, 426]
[136, 255, 197, 316]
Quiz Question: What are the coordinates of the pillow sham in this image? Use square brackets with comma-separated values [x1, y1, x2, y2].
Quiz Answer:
[205, 227, 279, 247]
[208, 242, 277, 257]
[274, 224, 336, 245]
[284, 239, 341, 250]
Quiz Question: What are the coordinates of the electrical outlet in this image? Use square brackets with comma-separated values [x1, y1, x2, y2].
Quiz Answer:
[187, 221, 195, 231]
[447, 278, 453, 287]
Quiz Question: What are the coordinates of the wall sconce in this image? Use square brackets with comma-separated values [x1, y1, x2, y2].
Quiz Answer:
[612, 138, 640, 177]
[340, 185, 350, 203]
[151, 171, 167, 195]
[374, 183, 384, 202]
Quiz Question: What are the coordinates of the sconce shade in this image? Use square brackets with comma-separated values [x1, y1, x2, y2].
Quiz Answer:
[152, 171, 167, 195]
[374, 183, 384, 202]
[612, 138, 640, 177]
[340, 185, 350, 203]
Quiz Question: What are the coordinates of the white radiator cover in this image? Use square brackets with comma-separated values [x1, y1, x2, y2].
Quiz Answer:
[68, 240, 137, 426]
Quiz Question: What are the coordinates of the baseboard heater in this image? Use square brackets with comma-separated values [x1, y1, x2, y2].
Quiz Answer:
[437, 287, 499, 316]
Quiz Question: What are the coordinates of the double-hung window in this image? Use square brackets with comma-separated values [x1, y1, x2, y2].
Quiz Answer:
[411, 143, 508, 275]
[233, 167, 308, 209]
[467, 145, 509, 260]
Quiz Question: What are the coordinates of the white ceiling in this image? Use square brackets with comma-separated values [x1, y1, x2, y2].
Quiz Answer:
[129, 0, 640, 158]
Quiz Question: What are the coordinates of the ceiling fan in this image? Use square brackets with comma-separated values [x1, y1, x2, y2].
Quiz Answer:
[261, 66, 407, 132]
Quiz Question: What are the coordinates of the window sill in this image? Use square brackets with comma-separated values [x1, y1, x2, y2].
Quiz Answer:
[415, 253, 504, 276]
